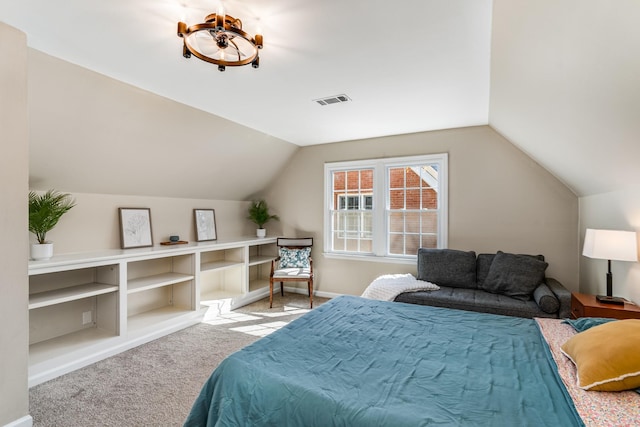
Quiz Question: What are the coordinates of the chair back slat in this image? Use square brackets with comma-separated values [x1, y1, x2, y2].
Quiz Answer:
[277, 237, 313, 248]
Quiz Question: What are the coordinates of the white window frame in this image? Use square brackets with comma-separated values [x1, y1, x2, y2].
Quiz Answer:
[324, 153, 448, 263]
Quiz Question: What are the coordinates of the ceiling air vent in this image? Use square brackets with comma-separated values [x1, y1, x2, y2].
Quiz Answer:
[314, 94, 351, 106]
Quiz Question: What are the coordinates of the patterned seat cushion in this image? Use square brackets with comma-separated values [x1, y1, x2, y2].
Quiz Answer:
[273, 267, 311, 279]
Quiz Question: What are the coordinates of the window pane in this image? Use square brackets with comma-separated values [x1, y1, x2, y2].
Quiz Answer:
[421, 212, 438, 234]
[421, 234, 438, 248]
[386, 161, 442, 256]
[363, 195, 373, 210]
[406, 212, 420, 233]
[347, 196, 359, 210]
[389, 212, 403, 233]
[346, 171, 360, 190]
[389, 189, 404, 209]
[389, 234, 404, 254]
[405, 189, 421, 209]
[405, 234, 421, 255]
[360, 169, 373, 191]
[406, 169, 422, 188]
[362, 211, 373, 238]
[389, 167, 405, 189]
[359, 239, 373, 252]
[333, 171, 346, 190]
[423, 188, 437, 209]
[332, 211, 343, 233]
[333, 232, 345, 251]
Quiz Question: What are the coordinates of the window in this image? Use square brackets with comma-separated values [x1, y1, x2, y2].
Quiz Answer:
[324, 154, 447, 261]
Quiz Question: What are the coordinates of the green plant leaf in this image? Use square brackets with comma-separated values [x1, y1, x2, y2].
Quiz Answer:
[247, 200, 279, 228]
[29, 190, 76, 244]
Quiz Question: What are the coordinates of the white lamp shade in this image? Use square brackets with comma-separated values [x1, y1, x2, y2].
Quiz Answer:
[582, 229, 638, 262]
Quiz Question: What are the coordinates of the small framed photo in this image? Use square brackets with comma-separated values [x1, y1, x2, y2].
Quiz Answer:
[119, 208, 153, 249]
[194, 209, 217, 242]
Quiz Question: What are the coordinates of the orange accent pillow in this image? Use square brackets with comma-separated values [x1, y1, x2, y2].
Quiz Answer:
[561, 319, 640, 391]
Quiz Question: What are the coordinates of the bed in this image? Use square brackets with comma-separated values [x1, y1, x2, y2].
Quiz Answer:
[184, 295, 639, 426]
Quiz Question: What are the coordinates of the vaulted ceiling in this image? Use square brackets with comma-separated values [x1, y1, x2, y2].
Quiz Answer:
[2, 0, 639, 198]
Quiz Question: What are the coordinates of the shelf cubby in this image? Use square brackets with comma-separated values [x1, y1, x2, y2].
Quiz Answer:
[126, 254, 195, 330]
[27, 236, 278, 386]
[28, 264, 119, 350]
[247, 242, 278, 293]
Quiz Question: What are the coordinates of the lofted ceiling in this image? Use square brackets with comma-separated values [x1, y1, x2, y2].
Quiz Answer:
[0, 0, 492, 146]
[2, 0, 639, 199]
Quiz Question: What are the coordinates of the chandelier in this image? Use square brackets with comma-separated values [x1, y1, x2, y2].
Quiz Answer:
[177, 6, 263, 72]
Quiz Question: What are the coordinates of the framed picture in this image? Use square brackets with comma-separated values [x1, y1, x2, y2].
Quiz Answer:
[118, 208, 153, 249]
[194, 209, 217, 242]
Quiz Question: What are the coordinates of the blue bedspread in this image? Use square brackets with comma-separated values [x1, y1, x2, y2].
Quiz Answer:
[185, 296, 583, 426]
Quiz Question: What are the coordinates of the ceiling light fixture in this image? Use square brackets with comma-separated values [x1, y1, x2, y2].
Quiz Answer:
[177, 5, 262, 72]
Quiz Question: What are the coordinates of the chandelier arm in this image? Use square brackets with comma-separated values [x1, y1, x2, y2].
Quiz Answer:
[178, 13, 262, 68]
[229, 39, 242, 61]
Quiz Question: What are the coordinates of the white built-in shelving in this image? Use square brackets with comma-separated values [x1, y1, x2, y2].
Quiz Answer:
[28, 236, 278, 387]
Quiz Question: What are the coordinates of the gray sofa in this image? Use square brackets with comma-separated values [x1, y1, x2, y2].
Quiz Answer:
[394, 249, 571, 319]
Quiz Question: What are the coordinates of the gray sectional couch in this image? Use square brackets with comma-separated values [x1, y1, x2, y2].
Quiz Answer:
[394, 249, 571, 319]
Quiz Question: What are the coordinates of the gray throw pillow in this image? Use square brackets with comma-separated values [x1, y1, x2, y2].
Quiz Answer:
[532, 283, 560, 314]
[417, 248, 477, 289]
[481, 251, 548, 301]
[476, 253, 545, 287]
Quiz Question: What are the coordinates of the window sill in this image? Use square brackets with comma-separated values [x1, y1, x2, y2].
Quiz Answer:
[322, 252, 416, 265]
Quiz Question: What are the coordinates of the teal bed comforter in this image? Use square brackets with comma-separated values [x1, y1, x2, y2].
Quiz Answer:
[185, 295, 583, 426]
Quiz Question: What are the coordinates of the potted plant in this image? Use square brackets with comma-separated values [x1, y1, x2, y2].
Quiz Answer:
[29, 190, 76, 260]
[247, 200, 279, 238]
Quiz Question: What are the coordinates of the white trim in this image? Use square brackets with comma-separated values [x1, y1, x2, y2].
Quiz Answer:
[322, 252, 416, 265]
[3, 416, 33, 427]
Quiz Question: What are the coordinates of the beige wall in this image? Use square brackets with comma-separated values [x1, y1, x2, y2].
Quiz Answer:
[0, 22, 30, 427]
[264, 126, 579, 296]
[27, 49, 298, 202]
[490, 0, 640, 198]
[580, 190, 640, 304]
[36, 193, 256, 254]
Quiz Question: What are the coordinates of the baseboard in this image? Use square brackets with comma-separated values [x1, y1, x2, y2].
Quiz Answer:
[3, 415, 33, 427]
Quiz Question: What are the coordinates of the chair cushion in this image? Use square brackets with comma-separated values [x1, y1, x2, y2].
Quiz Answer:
[416, 248, 477, 289]
[480, 251, 548, 301]
[273, 267, 311, 279]
[279, 247, 311, 268]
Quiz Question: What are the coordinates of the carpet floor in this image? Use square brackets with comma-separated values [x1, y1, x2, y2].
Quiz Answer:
[29, 294, 328, 427]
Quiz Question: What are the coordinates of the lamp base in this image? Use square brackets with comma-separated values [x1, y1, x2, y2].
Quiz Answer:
[596, 295, 625, 305]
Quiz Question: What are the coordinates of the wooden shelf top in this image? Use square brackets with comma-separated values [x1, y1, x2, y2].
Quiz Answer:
[572, 292, 640, 313]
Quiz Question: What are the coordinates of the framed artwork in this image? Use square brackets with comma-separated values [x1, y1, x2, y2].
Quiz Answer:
[118, 208, 153, 249]
[194, 209, 217, 242]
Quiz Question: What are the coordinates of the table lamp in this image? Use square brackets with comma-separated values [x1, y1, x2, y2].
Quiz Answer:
[582, 228, 638, 305]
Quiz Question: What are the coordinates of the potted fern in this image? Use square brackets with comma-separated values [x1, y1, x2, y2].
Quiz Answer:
[247, 200, 279, 238]
[29, 190, 76, 260]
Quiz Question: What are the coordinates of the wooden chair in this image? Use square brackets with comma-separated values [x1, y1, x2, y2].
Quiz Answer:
[270, 237, 313, 308]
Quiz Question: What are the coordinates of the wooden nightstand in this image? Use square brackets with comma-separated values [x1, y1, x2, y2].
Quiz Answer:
[571, 292, 640, 320]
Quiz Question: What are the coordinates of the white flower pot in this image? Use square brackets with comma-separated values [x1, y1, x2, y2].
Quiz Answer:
[31, 242, 54, 261]
[256, 228, 266, 238]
